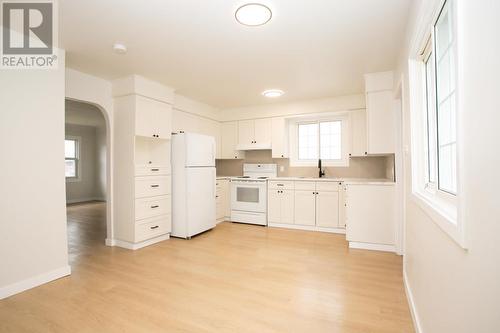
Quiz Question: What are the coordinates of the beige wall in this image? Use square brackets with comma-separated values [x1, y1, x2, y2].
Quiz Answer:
[398, 0, 500, 332]
[217, 150, 391, 179]
[0, 52, 69, 297]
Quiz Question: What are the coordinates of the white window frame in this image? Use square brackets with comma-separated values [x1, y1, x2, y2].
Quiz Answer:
[289, 113, 350, 167]
[409, 0, 464, 248]
[65, 136, 81, 182]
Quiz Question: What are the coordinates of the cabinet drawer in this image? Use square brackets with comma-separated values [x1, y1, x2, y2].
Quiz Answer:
[135, 165, 170, 176]
[135, 195, 171, 220]
[294, 181, 316, 191]
[135, 215, 171, 242]
[135, 176, 171, 198]
[316, 182, 341, 192]
[268, 181, 294, 190]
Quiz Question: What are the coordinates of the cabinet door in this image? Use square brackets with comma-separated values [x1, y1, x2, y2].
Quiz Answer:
[294, 190, 316, 226]
[216, 191, 224, 220]
[254, 118, 272, 145]
[221, 122, 244, 159]
[267, 189, 281, 224]
[316, 191, 339, 228]
[135, 95, 156, 138]
[238, 120, 254, 146]
[280, 190, 294, 224]
[155, 102, 172, 140]
[272, 117, 288, 158]
[366, 90, 394, 154]
[222, 180, 230, 217]
[350, 109, 367, 156]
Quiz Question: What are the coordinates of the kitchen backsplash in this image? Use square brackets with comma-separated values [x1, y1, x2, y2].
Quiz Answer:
[216, 150, 394, 179]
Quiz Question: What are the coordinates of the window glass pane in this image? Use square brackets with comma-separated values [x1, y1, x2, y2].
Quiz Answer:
[438, 143, 457, 193]
[435, 0, 457, 194]
[298, 123, 319, 160]
[65, 159, 76, 177]
[425, 53, 437, 184]
[65, 140, 76, 158]
[320, 121, 341, 160]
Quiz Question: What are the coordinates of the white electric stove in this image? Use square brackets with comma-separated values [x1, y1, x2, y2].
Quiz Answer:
[230, 164, 277, 226]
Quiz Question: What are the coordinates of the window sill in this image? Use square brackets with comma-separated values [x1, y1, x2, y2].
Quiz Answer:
[411, 190, 466, 249]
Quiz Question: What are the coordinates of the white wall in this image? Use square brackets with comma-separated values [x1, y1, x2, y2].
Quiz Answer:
[397, 1, 500, 332]
[218, 94, 366, 121]
[0, 53, 70, 298]
[65, 68, 113, 240]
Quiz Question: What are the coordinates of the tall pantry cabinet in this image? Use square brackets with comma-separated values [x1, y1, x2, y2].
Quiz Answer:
[112, 75, 174, 250]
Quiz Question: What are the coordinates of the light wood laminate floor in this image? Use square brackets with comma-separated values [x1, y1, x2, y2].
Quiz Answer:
[0, 202, 414, 333]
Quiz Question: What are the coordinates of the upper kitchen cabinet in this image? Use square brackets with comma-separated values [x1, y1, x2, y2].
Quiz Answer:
[271, 117, 289, 158]
[364, 71, 395, 154]
[221, 121, 245, 159]
[350, 109, 367, 157]
[135, 95, 172, 139]
[237, 118, 272, 150]
[113, 75, 174, 140]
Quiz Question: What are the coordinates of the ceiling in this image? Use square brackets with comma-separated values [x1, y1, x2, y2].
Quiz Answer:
[61, 0, 411, 109]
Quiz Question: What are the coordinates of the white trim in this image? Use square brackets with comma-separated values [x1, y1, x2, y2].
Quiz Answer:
[112, 234, 170, 250]
[404, 270, 423, 333]
[105, 238, 116, 246]
[66, 197, 106, 204]
[348, 242, 396, 253]
[216, 218, 229, 224]
[268, 223, 346, 235]
[0, 265, 71, 300]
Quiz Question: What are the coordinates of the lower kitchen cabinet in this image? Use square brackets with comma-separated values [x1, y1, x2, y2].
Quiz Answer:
[316, 191, 340, 228]
[345, 183, 395, 251]
[268, 189, 294, 224]
[268, 180, 345, 233]
[294, 190, 316, 226]
[216, 178, 230, 222]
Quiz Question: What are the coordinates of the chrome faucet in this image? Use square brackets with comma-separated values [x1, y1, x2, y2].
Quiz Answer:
[318, 159, 325, 178]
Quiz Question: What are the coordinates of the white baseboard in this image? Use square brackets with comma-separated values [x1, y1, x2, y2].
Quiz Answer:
[348, 241, 395, 252]
[66, 197, 106, 204]
[0, 265, 71, 300]
[268, 222, 346, 234]
[113, 234, 170, 250]
[105, 238, 116, 246]
[404, 270, 423, 333]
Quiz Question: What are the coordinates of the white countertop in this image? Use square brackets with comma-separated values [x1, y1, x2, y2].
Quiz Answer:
[217, 175, 395, 185]
[267, 177, 395, 185]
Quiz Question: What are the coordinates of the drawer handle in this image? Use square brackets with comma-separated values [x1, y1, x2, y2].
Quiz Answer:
[151, 168, 159, 171]
[150, 184, 160, 188]
[150, 225, 159, 230]
[151, 205, 159, 209]
[276, 184, 284, 186]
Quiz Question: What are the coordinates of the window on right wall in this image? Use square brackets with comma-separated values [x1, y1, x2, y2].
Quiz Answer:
[422, 0, 457, 199]
[411, 0, 462, 246]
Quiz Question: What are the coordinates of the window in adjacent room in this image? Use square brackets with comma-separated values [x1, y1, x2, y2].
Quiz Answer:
[65, 137, 80, 180]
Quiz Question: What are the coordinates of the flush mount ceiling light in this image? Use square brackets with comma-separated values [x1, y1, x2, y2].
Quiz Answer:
[235, 3, 272, 26]
[113, 42, 127, 54]
[262, 89, 284, 98]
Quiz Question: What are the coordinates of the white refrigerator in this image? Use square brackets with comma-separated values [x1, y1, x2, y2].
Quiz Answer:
[171, 132, 216, 239]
